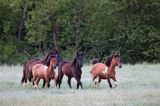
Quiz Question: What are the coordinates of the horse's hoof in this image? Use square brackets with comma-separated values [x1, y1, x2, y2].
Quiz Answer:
[94, 81, 97, 85]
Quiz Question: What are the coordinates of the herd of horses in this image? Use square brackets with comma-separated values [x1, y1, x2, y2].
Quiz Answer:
[21, 50, 122, 89]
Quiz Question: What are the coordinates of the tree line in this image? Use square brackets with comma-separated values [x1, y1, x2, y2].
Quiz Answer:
[0, 0, 160, 64]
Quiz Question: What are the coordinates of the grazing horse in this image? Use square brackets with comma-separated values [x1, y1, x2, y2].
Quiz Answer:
[32, 56, 58, 88]
[21, 50, 61, 86]
[56, 52, 84, 89]
[90, 52, 122, 88]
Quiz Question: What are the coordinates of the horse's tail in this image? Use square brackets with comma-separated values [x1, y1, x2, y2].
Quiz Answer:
[92, 58, 99, 65]
[21, 62, 27, 83]
[21, 68, 26, 83]
[56, 64, 63, 87]
[28, 66, 32, 82]
[24, 61, 32, 82]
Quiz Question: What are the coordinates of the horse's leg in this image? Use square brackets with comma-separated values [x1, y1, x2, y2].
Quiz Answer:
[112, 77, 118, 88]
[97, 77, 101, 87]
[42, 79, 46, 88]
[92, 76, 97, 85]
[58, 73, 64, 89]
[107, 79, 112, 88]
[35, 77, 40, 88]
[76, 76, 80, 89]
[74, 75, 83, 89]
[67, 77, 72, 88]
[32, 76, 37, 88]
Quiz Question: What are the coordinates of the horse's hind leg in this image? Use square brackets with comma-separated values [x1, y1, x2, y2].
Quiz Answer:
[35, 77, 40, 87]
[67, 77, 72, 88]
[97, 77, 101, 87]
[107, 79, 112, 88]
[32, 76, 38, 88]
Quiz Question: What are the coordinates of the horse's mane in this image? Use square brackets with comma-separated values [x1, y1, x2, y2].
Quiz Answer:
[71, 51, 83, 68]
[104, 52, 121, 66]
[43, 50, 58, 66]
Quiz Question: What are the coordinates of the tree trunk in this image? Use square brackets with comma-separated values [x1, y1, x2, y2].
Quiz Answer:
[18, 2, 27, 43]
[75, 0, 84, 51]
[50, 14, 59, 52]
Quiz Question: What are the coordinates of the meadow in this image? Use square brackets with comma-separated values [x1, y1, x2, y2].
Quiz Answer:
[0, 64, 160, 106]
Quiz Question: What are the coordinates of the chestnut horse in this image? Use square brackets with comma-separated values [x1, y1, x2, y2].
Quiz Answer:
[32, 56, 58, 88]
[21, 50, 61, 86]
[56, 52, 84, 89]
[90, 52, 122, 88]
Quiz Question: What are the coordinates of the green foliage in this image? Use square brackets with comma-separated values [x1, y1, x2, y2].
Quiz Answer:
[0, 0, 160, 64]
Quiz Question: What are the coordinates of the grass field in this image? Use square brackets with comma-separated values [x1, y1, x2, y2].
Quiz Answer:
[0, 64, 160, 106]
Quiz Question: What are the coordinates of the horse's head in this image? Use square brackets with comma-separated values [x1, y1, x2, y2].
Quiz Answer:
[50, 56, 58, 69]
[45, 50, 62, 67]
[73, 51, 84, 68]
[112, 53, 122, 68]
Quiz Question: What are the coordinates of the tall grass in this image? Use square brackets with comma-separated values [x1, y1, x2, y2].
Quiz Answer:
[0, 64, 160, 106]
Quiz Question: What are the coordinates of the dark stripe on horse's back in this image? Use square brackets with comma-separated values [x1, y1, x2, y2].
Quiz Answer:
[92, 58, 99, 65]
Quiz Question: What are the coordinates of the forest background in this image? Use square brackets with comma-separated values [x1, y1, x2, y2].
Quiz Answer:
[0, 0, 160, 64]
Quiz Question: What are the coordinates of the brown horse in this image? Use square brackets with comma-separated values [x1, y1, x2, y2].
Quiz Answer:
[31, 56, 58, 88]
[21, 50, 61, 86]
[90, 52, 122, 88]
[56, 52, 84, 89]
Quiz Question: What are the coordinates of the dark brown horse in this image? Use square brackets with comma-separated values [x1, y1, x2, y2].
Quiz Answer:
[56, 52, 84, 89]
[32, 56, 58, 88]
[90, 52, 122, 88]
[21, 50, 61, 86]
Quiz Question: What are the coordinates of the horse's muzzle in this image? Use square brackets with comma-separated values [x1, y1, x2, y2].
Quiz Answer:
[119, 65, 122, 68]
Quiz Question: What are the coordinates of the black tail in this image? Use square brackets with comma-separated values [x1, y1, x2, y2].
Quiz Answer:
[92, 58, 99, 65]
[21, 62, 27, 83]
[28, 68, 32, 82]
[21, 68, 26, 83]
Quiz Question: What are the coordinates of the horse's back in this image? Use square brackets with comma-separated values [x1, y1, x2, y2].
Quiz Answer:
[91, 63, 106, 75]
[60, 61, 73, 76]
[32, 64, 47, 78]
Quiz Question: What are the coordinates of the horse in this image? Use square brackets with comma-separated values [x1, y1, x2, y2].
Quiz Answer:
[90, 52, 122, 88]
[56, 51, 84, 89]
[31, 56, 58, 88]
[21, 50, 61, 86]
[92, 52, 119, 67]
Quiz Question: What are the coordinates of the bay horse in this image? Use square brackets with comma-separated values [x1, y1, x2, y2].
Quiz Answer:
[90, 52, 122, 88]
[56, 52, 84, 89]
[21, 50, 61, 86]
[32, 56, 58, 88]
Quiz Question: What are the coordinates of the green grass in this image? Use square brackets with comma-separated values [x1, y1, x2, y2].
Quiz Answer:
[0, 64, 160, 106]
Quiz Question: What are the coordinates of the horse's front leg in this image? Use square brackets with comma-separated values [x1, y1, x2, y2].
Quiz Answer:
[74, 75, 83, 89]
[107, 79, 112, 88]
[42, 79, 46, 88]
[46, 79, 50, 88]
[112, 76, 118, 88]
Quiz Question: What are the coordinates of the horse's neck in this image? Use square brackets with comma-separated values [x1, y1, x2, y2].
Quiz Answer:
[48, 62, 53, 72]
[41, 59, 46, 64]
[108, 63, 116, 74]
